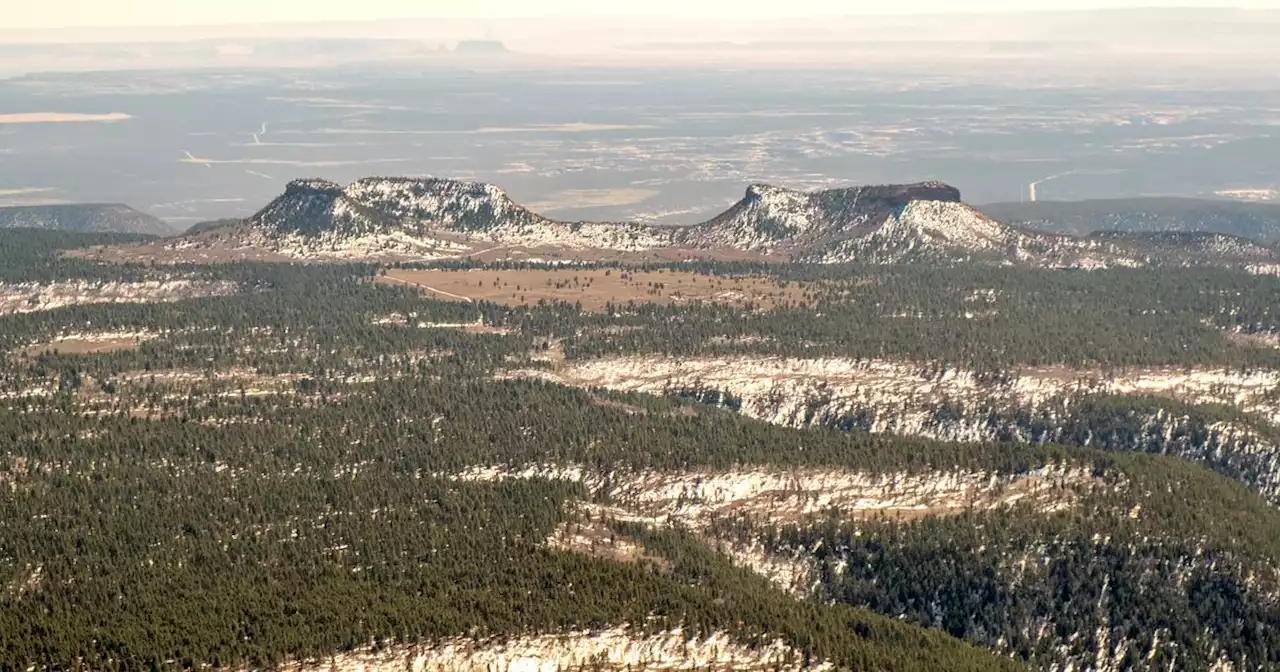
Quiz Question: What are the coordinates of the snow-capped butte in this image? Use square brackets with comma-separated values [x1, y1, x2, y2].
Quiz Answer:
[688, 182, 962, 252]
[240, 177, 669, 258]
[152, 175, 1280, 270]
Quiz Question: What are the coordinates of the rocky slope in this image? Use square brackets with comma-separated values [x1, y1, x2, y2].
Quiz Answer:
[138, 176, 1280, 270]
[511, 356, 1280, 504]
[683, 182, 963, 252]
[451, 456, 1280, 672]
[0, 204, 172, 236]
[461, 462, 1099, 598]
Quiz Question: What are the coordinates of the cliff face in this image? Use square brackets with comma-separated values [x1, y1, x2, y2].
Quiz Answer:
[512, 355, 1280, 504]
[0, 278, 240, 316]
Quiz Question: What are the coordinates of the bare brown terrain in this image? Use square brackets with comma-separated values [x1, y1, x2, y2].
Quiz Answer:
[375, 267, 811, 311]
[16, 332, 154, 358]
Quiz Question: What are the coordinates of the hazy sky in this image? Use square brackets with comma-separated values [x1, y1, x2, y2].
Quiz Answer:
[9, 0, 1280, 28]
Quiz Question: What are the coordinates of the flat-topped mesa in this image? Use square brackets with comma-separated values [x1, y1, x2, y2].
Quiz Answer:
[806, 182, 964, 227]
[248, 176, 539, 239]
[692, 181, 970, 251]
[849, 181, 963, 205]
[255, 177, 973, 247]
[743, 181, 960, 205]
[247, 178, 380, 237]
[343, 176, 511, 204]
[340, 176, 538, 232]
[283, 178, 345, 197]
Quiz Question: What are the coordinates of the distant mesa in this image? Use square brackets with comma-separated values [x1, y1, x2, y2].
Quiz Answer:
[454, 40, 511, 55]
[87, 175, 1280, 273]
[0, 203, 173, 236]
[982, 197, 1280, 245]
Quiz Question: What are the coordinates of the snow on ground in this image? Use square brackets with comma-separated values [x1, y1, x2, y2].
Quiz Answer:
[1214, 188, 1280, 202]
[510, 355, 1280, 430]
[459, 463, 1097, 528]
[185, 227, 474, 262]
[460, 463, 1100, 596]
[275, 626, 829, 672]
[370, 312, 511, 334]
[0, 279, 239, 315]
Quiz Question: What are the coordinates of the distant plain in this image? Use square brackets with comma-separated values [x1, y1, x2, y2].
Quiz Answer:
[1, 65, 1278, 228]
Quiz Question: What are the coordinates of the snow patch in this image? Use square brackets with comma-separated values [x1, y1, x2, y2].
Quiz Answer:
[275, 626, 829, 672]
[459, 463, 1101, 595]
[509, 355, 1280, 502]
[0, 279, 239, 315]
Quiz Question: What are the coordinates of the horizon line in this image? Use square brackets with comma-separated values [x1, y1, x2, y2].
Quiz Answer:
[3, 5, 1272, 34]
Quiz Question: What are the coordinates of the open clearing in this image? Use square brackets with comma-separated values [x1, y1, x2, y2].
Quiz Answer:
[376, 267, 810, 311]
[17, 332, 155, 358]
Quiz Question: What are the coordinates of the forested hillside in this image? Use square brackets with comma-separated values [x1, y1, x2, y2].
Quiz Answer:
[2, 229, 1279, 670]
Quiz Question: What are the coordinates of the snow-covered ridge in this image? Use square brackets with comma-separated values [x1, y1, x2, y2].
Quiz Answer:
[518, 356, 1265, 412]
[814, 200, 1016, 263]
[341, 177, 528, 229]
[696, 181, 964, 250]
[274, 626, 829, 672]
[460, 462, 1098, 597]
[245, 176, 673, 254]
[508, 356, 1280, 502]
[459, 463, 1099, 527]
[0, 279, 240, 315]
[284, 178, 345, 194]
[513, 355, 1280, 428]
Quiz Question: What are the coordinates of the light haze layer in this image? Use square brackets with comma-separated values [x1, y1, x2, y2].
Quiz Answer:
[8, 0, 1280, 29]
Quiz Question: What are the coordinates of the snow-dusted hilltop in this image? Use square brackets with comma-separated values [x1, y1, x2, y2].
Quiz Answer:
[241, 177, 999, 262]
[254, 177, 544, 236]
[683, 182, 961, 251]
[157, 175, 1280, 269]
[234, 177, 670, 259]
